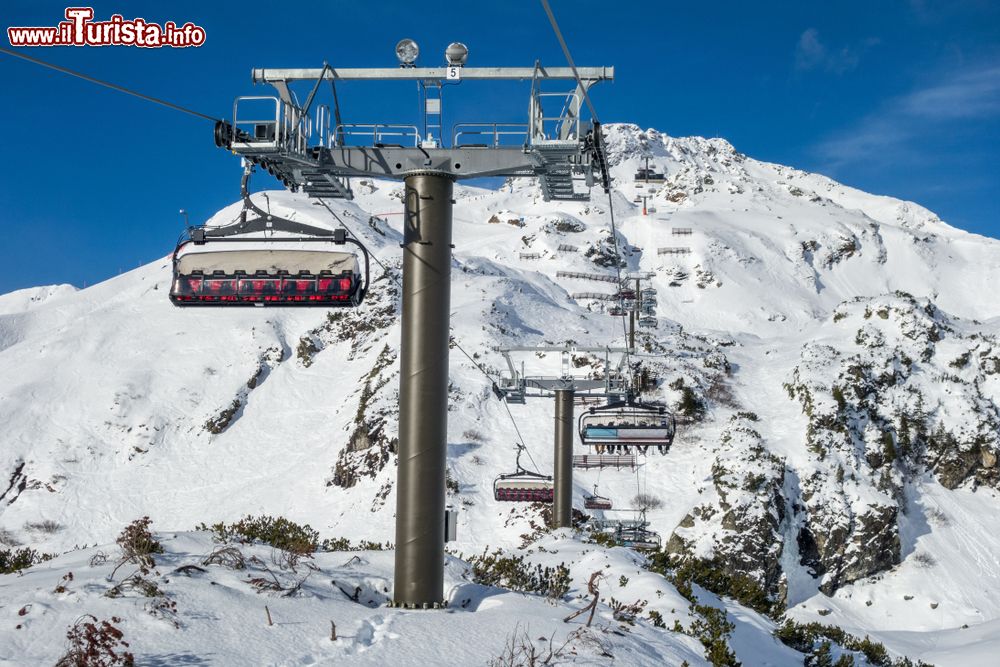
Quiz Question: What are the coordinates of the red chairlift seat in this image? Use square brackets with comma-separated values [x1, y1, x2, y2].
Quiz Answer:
[493, 445, 553, 503]
[583, 485, 613, 510]
[169, 166, 370, 308]
[171, 247, 365, 306]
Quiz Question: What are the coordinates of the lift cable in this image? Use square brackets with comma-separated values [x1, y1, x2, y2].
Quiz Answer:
[542, 1, 656, 516]
[538, 0, 634, 386]
[0, 45, 220, 122]
[5, 43, 551, 472]
[315, 199, 537, 464]
[538, 0, 599, 122]
[315, 198, 498, 380]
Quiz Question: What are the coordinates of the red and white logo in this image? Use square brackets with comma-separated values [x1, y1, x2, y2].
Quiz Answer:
[7, 7, 206, 48]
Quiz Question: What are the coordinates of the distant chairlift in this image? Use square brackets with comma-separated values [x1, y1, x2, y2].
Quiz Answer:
[633, 167, 665, 184]
[616, 523, 661, 550]
[578, 401, 676, 455]
[583, 485, 613, 511]
[493, 444, 554, 503]
[169, 167, 370, 307]
[593, 510, 661, 550]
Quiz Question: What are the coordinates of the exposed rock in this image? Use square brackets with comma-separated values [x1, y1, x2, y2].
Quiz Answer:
[783, 293, 1000, 592]
[667, 413, 787, 606]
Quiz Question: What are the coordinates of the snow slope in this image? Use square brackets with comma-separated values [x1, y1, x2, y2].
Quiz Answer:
[2, 124, 999, 665]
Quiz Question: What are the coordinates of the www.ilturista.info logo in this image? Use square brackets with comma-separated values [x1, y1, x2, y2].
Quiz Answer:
[7, 7, 206, 48]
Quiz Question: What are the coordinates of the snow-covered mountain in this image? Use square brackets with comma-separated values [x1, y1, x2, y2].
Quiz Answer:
[2, 123, 999, 666]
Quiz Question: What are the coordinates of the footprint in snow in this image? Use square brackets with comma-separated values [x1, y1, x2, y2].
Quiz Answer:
[342, 615, 399, 655]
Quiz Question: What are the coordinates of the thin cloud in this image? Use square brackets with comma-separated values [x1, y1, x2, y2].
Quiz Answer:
[814, 63, 1000, 169]
[795, 28, 879, 74]
[901, 66, 1000, 119]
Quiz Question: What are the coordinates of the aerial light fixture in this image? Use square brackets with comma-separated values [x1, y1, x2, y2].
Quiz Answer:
[445, 42, 468, 66]
[395, 38, 419, 67]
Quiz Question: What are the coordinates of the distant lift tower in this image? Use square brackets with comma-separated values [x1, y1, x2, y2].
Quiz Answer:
[495, 346, 631, 528]
[215, 42, 613, 609]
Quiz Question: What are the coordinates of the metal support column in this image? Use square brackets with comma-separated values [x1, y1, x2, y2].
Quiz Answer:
[628, 310, 636, 351]
[393, 172, 455, 608]
[553, 387, 575, 528]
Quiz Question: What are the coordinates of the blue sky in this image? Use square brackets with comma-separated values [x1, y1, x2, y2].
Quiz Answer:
[0, 0, 997, 293]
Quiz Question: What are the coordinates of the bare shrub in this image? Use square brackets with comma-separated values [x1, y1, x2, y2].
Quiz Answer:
[105, 574, 163, 599]
[109, 517, 163, 581]
[564, 571, 604, 627]
[202, 546, 246, 570]
[246, 555, 317, 596]
[631, 493, 663, 511]
[912, 551, 937, 568]
[145, 596, 180, 628]
[926, 507, 950, 526]
[24, 520, 62, 534]
[115, 517, 162, 571]
[488, 624, 555, 667]
[488, 624, 587, 667]
[55, 615, 134, 667]
[608, 597, 648, 625]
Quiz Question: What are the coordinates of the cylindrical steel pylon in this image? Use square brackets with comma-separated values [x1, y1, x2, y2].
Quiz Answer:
[553, 387, 575, 528]
[393, 172, 454, 608]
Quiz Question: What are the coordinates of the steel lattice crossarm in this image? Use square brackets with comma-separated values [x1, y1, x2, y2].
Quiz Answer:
[215, 60, 614, 201]
[493, 345, 632, 402]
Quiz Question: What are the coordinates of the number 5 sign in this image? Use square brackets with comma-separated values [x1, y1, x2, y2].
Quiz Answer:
[446, 66, 462, 81]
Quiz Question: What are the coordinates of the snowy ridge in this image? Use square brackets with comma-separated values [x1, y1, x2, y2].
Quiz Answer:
[2, 123, 1000, 665]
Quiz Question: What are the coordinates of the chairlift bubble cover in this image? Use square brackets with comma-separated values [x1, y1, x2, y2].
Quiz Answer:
[578, 401, 676, 448]
[171, 246, 364, 306]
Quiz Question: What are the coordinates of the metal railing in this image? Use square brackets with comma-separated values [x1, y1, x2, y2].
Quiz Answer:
[529, 90, 581, 143]
[556, 270, 619, 284]
[232, 96, 283, 148]
[232, 95, 314, 155]
[332, 123, 420, 148]
[452, 123, 529, 147]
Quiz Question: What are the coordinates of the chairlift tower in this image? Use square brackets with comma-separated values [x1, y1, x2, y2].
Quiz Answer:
[495, 346, 631, 528]
[215, 43, 613, 609]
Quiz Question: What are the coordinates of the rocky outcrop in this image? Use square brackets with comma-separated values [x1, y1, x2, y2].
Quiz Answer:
[667, 413, 788, 605]
[330, 344, 398, 489]
[783, 293, 1000, 593]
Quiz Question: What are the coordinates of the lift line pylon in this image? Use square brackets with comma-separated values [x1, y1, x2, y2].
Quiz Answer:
[493, 345, 632, 529]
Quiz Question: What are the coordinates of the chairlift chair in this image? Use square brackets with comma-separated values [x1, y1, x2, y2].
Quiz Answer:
[170, 167, 370, 307]
[493, 445, 553, 502]
[617, 525, 661, 550]
[583, 485, 613, 511]
[578, 400, 676, 454]
[633, 167, 666, 184]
